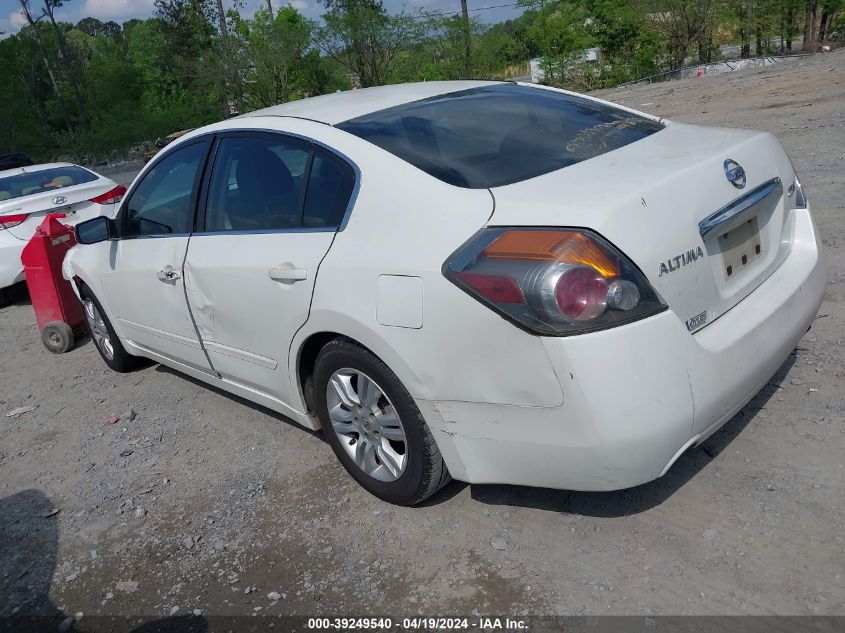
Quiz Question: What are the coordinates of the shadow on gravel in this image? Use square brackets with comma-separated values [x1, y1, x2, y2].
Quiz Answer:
[0, 281, 31, 308]
[469, 351, 797, 517]
[0, 489, 61, 619]
[0, 490, 209, 631]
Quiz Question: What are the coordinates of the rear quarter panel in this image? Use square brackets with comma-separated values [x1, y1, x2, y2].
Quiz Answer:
[275, 118, 566, 410]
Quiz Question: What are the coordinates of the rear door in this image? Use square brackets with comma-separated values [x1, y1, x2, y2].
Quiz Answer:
[183, 132, 355, 406]
[99, 139, 214, 373]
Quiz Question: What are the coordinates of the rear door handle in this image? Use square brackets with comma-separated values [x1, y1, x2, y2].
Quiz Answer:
[156, 267, 181, 282]
[268, 267, 307, 282]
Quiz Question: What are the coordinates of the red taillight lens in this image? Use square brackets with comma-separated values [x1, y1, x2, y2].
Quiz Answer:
[554, 266, 608, 320]
[457, 272, 525, 304]
[444, 228, 666, 336]
[89, 184, 127, 205]
[0, 214, 28, 229]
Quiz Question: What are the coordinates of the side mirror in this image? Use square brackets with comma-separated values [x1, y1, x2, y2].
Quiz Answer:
[75, 216, 115, 245]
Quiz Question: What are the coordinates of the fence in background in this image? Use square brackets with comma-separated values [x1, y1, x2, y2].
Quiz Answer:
[617, 54, 810, 87]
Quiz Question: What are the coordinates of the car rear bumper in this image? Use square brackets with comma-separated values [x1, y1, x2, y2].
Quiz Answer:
[0, 229, 25, 289]
[419, 207, 826, 491]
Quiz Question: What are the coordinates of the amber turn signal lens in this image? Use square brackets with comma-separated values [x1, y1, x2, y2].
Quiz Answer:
[483, 230, 621, 277]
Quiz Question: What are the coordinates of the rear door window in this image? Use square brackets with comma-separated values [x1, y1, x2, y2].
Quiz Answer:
[337, 83, 664, 188]
[303, 151, 355, 228]
[205, 136, 311, 232]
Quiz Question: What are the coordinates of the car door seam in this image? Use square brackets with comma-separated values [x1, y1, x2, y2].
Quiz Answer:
[286, 227, 340, 402]
[178, 135, 222, 378]
[180, 237, 221, 378]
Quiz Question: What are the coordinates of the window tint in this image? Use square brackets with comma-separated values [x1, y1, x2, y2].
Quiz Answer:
[206, 137, 310, 232]
[303, 152, 355, 228]
[337, 83, 665, 189]
[0, 165, 97, 201]
[124, 141, 208, 237]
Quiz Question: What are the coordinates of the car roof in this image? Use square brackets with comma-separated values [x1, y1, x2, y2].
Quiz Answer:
[0, 162, 90, 179]
[240, 80, 501, 125]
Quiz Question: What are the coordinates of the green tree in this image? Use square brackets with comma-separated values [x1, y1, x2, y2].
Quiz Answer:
[314, 0, 423, 87]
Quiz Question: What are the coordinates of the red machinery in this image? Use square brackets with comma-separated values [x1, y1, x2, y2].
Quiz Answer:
[20, 216, 85, 353]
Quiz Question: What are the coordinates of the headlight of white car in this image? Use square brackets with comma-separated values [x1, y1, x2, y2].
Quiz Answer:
[443, 227, 667, 336]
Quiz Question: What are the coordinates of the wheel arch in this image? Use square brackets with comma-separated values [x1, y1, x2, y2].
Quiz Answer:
[296, 331, 343, 415]
[293, 324, 424, 417]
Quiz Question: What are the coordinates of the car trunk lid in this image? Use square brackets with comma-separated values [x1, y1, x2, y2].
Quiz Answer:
[0, 179, 115, 239]
[488, 121, 799, 332]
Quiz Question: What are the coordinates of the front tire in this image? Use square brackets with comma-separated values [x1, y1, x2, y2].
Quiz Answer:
[80, 286, 143, 372]
[313, 338, 450, 506]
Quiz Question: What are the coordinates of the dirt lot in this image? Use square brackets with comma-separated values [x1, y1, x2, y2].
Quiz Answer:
[1, 51, 843, 627]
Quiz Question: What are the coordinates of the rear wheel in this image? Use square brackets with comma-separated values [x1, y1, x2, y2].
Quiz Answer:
[80, 286, 143, 372]
[313, 338, 450, 506]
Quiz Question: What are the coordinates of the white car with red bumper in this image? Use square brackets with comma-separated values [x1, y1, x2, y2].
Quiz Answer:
[63, 81, 825, 505]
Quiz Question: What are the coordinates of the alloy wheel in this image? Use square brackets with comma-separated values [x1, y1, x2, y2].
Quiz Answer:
[83, 299, 115, 361]
[326, 368, 407, 482]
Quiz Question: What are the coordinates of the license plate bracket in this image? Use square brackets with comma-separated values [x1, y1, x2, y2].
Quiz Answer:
[718, 216, 761, 280]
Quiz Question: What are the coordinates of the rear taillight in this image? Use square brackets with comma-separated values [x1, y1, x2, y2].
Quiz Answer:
[0, 214, 28, 229]
[791, 179, 807, 209]
[444, 228, 666, 336]
[89, 184, 127, 205]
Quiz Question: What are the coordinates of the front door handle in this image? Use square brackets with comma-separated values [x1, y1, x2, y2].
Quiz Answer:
[157, 266, 181, 282]
[268, 267, 307, 282]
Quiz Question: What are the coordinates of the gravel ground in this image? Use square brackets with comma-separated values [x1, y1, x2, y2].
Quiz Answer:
[1, 51, 843, 626]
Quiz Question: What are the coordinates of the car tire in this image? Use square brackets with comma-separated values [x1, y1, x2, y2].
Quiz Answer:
[313, 338, 451, 506]
[41, 321, 75, 354]
[79, 286, 144, 373]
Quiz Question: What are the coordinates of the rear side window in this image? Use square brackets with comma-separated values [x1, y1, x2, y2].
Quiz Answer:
[0, 166, 97, 201]
[337, 83, 664, 188]
[205, 137, 310, 232]
[124, 141, 209, 237]
[303, 152, 355, 228]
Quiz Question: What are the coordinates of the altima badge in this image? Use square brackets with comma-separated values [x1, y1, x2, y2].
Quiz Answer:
[724, 159, 746, 189]
[659, 246, 705, 277]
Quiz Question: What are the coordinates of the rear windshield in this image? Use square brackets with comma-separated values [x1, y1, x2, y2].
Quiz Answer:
[0, 166, 97, 202]
[337, 83, 664, 188]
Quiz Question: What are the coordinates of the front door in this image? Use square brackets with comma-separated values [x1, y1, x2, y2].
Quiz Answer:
[100, 139, 213, 373]
[184, 132, 356, 406]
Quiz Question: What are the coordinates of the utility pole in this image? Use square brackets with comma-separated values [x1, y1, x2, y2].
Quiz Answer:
[266, 0, 274, 20]
[460, 0, 471, 79]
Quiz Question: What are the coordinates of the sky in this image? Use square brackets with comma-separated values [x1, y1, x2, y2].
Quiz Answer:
[0, 0, 524, 36]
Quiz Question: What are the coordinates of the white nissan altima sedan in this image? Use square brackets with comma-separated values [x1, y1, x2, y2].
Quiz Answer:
[64, 81, 825, 505]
